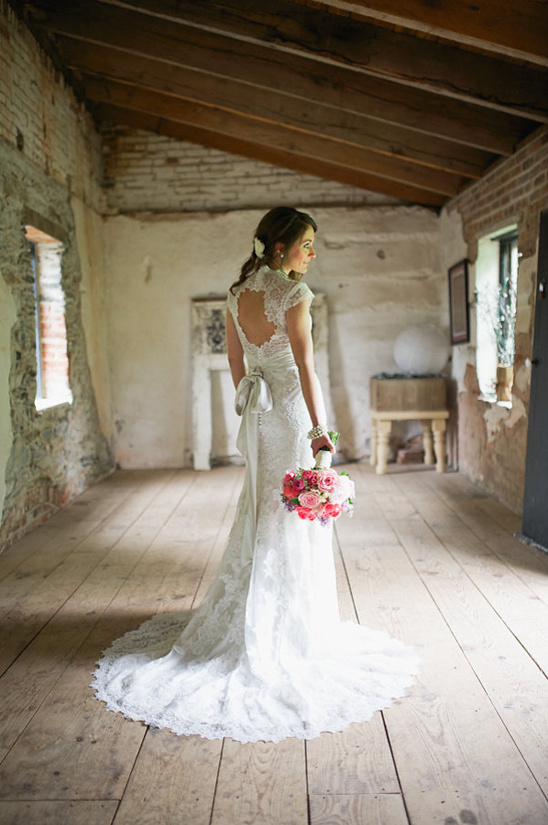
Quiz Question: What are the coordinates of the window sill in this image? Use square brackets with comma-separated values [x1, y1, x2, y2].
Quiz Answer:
[35, 394, 73, 412]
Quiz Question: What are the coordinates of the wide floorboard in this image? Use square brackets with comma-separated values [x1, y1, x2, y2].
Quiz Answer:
[0, 464, 547, 825]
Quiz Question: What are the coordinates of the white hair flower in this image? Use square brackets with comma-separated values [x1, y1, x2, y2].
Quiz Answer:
[253, 237, 266, 258]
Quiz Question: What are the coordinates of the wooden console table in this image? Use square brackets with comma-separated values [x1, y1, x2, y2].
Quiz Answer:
[369, 377, 449, 475]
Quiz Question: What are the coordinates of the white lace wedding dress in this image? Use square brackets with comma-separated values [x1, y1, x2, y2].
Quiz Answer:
[92, 266, 418, 743]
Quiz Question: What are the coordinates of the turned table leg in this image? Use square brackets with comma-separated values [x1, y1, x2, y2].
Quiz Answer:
[375, 419, 392, 475]
[421, 419, 434, 465]
[432, 419, 447, 473]
[370, 419, 377, 466]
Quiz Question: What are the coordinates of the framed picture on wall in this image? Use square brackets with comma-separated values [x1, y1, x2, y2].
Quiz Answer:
[448, 259, 470, 344]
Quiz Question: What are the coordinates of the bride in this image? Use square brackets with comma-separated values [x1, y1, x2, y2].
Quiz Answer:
[92, 206, 418, 743]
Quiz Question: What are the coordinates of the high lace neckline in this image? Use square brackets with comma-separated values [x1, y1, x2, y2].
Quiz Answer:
[261, 265, 292, 281]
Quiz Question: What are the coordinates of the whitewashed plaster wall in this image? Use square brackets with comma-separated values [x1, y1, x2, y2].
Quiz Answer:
[104, 204, 443, 469]
[439, 207, 471, 393]
[311, 205, 445, 457]
[72, 197, 113, 446]
[105, 210, 261, 469]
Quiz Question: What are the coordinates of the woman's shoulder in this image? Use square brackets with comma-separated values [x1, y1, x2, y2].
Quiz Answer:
[284, 279, 314, 310]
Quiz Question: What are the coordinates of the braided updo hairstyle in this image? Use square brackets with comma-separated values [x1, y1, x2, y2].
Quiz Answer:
[230, 206, 317, 294]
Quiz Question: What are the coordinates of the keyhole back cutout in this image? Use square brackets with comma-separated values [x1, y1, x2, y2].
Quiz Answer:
[237, 289, 276, 347]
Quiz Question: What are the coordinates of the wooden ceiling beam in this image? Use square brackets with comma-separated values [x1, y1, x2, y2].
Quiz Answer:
[25, 0, 537, 155]
[89, 0, 548, 120]
[83, 77, 466, 196]
[16, 0, 544, 208]
[96, 102, 447, 208]
[59, 37, 492, 178]
[309, 0, 548, 66]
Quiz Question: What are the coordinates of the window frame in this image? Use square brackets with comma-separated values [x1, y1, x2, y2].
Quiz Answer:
[25, 225, 73, 412]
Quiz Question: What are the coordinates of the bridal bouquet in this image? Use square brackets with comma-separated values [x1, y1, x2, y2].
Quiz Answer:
[281, 433, 355, 524]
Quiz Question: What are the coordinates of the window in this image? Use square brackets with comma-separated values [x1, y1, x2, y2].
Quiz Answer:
[475, 226, 518, 404]
[25, 226, 72, 410]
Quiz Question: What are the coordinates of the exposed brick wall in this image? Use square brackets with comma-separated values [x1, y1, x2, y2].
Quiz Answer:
[446, 126, 548, 513]
[451, 129, 548, 261]
[35, 241, 71, 401]
[101, 125, 400, 214]
[0, 0, 104, 211]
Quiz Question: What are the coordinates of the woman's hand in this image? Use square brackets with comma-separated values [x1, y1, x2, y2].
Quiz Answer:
[311, 433, 335, 457]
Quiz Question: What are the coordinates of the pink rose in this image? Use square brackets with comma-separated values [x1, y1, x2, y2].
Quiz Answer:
[292, 478, 306, 493]
[317, 469, 338, 492]
[301, 469, 317, 486]
[296, 506, 317, 521]
[299, 491, 321, 509]
[321, 502, 343, 519]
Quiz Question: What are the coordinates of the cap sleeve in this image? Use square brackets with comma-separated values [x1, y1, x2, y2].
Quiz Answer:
[284, 281, 314, 313]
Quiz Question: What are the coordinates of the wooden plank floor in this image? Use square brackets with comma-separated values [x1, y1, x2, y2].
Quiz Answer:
[0, 464, 547, 825]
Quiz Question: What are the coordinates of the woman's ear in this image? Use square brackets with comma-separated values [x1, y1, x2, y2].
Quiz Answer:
[274, 241, 284, 255]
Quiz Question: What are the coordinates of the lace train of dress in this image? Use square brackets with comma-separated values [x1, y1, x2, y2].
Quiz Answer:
[91, 268, 418, 743]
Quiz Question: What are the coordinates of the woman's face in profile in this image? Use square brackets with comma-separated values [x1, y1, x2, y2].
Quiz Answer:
[282, 226, 317, 275]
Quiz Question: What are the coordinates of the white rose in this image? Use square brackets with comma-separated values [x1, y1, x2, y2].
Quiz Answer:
[254, 237, 266, 258]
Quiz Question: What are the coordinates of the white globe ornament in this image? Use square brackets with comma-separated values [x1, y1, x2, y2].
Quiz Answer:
[393, 324, 449, 375]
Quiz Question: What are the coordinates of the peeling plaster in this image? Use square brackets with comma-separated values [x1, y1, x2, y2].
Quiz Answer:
[514, 362, 532, 394]
[484, 397, 526, 443]
[452, 349, 476, 395]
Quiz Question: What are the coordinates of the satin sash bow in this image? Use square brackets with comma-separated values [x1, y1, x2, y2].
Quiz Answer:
[235, 369, 273, 456]
[235, 370, 273, 416]
[234, 368, 273, 568]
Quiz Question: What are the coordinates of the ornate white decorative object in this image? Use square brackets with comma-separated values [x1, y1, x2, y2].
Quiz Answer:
[393, 324, 449, 375]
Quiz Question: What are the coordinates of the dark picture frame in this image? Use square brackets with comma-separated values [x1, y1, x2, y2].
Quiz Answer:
[448, 259, 470, 344]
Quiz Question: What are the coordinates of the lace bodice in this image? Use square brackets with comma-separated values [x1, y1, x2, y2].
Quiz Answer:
[226, 266, 313, 365]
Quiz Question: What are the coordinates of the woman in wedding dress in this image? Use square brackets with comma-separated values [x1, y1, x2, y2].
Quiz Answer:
[92, 206, 418, 743]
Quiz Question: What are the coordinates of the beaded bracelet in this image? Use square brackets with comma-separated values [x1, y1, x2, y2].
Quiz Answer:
[308, 424, 327, 440]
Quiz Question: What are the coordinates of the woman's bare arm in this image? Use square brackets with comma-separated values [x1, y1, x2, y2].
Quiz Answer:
[286, 299, 335, 456]
[226, 309, 246, 389]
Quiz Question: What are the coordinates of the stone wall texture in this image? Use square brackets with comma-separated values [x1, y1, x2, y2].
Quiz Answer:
[444, 127, 548, 513]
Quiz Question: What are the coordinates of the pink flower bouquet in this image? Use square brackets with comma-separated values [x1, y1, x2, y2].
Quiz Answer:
[281, 466, 355, 524]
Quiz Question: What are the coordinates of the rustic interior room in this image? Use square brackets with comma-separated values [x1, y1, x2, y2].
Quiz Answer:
[0, 1, 547, 823]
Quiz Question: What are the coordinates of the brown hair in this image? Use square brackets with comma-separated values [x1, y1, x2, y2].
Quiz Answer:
[230, 206, 318, 294]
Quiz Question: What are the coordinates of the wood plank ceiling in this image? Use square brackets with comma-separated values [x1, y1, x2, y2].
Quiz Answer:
[12, 0, 548, 208]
